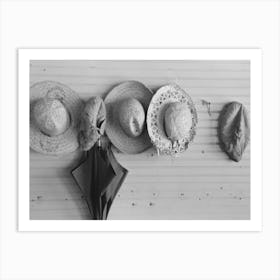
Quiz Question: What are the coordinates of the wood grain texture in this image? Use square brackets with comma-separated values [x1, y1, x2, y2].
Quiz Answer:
[30, 60, 250, 220]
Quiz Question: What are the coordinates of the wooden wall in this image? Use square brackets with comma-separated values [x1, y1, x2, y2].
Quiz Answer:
[30, 60, 250, 220]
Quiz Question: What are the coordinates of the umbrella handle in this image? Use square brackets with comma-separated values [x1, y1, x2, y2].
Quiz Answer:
[99, 135, 112, 150]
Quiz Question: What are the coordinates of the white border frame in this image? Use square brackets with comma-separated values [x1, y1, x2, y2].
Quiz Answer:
[18, 49, 262, 232]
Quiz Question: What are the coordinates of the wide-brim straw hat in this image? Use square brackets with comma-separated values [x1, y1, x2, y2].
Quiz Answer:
[147, 84, 198, 155]
[104, 81, 153, 154]
[30, 81, 84, 155]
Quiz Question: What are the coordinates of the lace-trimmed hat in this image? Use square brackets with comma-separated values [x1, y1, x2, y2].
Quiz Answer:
[147, 84, 198, 155]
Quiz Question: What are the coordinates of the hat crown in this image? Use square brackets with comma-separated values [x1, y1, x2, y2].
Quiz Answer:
[118, 98, 145, 138]
[32, 98, 70, 137]
[79, 96, 106, 151]
[164, 102, 192, 141]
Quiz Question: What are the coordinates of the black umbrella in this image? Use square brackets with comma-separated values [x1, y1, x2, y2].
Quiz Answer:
[71, 141, 128, 220]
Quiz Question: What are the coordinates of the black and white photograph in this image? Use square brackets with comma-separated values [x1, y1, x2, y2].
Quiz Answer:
[29, 57, 251, 221]
[1, 1, 280, 280]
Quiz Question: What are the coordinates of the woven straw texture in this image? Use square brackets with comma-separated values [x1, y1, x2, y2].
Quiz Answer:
[147, 84, 198, 155]
[30, 81, 84, 155]
[79, 96, 106, 151]
[105, 81, 153, 154]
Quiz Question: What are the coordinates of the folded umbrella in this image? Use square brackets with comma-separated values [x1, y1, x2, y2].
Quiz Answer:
[100, 147, 128, 218]
[71, 141, 128, 220]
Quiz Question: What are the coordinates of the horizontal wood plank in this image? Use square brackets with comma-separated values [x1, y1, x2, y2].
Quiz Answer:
[30, 60, 250, 220]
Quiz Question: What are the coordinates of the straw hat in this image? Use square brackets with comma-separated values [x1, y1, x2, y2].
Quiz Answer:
[218, 101, 250, 162]
[79, 96, 106, 151]
[147, 84, 198, 155]
[104, 81, 153, 154]
[30, 81, 84, 155]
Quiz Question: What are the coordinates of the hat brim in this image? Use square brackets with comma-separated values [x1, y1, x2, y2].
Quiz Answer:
[147, 84, 198, 155]
[30, 81, 84, 155]
[105, 81, 153, 154]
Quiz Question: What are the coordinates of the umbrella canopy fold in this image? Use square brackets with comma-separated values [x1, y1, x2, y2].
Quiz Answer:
[71, 143, 128, 220]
